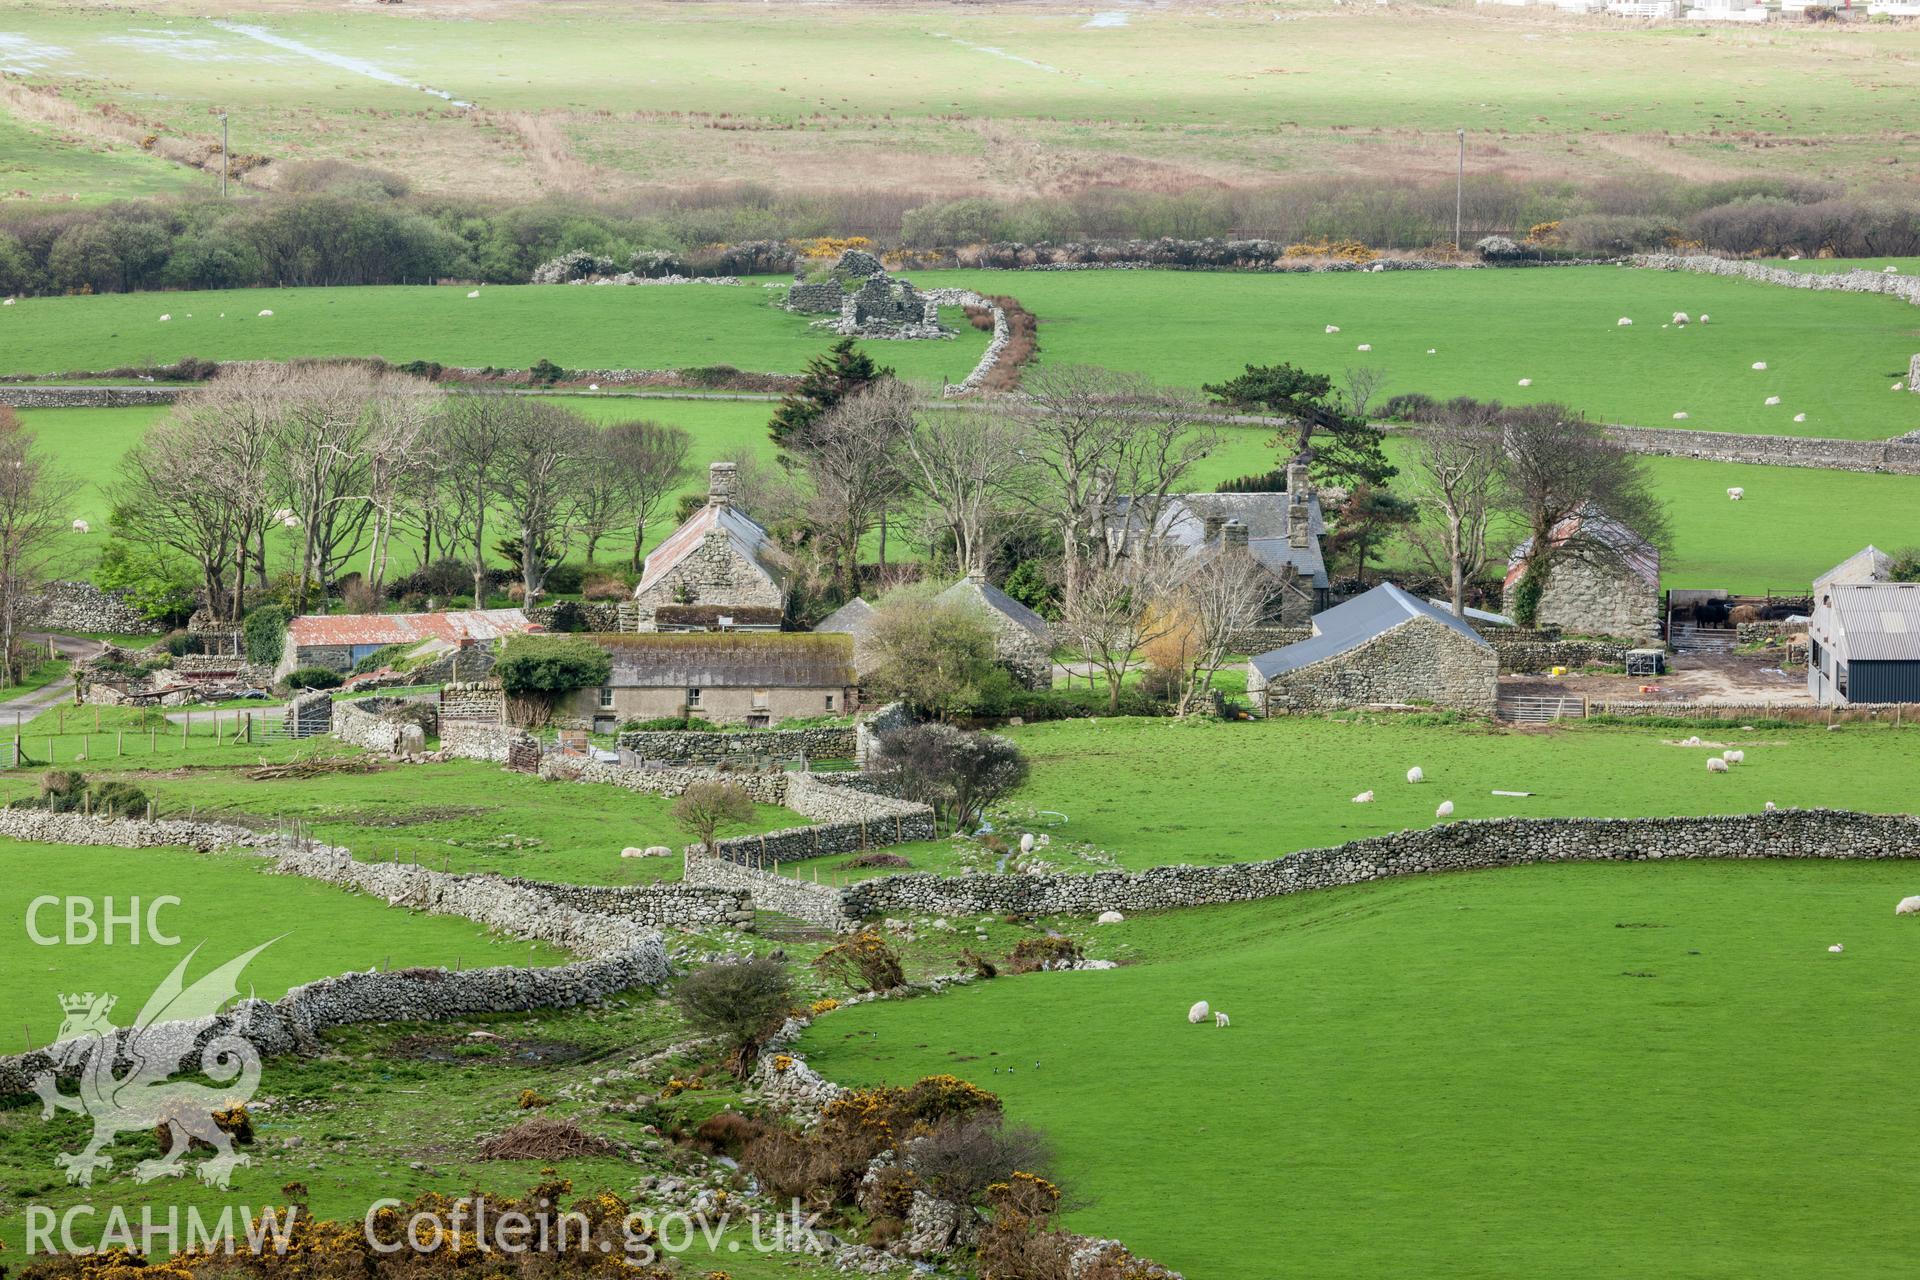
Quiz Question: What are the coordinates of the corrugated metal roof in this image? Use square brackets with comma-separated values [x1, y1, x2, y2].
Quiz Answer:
[1504, 503, 1659, 591]
[288, 609, 536, 647]
[635, 502, 787, 598]
[935, 575, 1051, 641]
[598, 632, 855, 687]
[1250, 582, 1489, 679]
[1830, 583, 1920, 661]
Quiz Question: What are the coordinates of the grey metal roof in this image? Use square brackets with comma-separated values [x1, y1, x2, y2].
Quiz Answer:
[1249, 582, 1489, 679]
[935, 575, 1051, 642]
[1830, 583, 1920, 662]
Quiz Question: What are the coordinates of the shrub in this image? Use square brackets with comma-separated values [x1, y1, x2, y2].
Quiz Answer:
[582, 575, 629, 602]
[395, 359, 445, 380]
[340, 578, 383, 614]
[543, 561, 586, 595]
[1381, 393, 1439, 422]
[1214, 468, 1292, 494]
[1888, 547, 1920, 583]
[673, 957, 793, 1076]
[494, 634, 612, 725]
[671, 780, 757, 853]
[623, 715, 721, 732]
[161, 629, 195, 657]
[1006, 936, 1083, 975]
[91, 781, 150, 817]
[814, 929, 907, 993]
[527, 357, 568, 386]
[36, 770, 87, 813]
[868, 723, 1029, 835]
[284, 667, 344, 690]
[905, 1114, 1055, 1206]
[242, 604, 289, 666]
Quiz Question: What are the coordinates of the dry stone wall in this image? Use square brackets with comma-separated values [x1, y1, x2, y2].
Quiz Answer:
[0, 386, 183, 409]
[684, 855, 853, 929]
[845, 809, 1920, 919]
[439, 680, 505, 724]
[332, 697, 434, 756]
[22, 581, 161, 634]
[0, 807, 269, 851]
[1485, 631, 1631, 673]
[616, 725, 858, 764]
[441, 720, 533, 763]
[536, 753, 791, 804]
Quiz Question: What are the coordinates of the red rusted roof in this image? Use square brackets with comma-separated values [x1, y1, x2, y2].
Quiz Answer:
[287, 609, 537, 647]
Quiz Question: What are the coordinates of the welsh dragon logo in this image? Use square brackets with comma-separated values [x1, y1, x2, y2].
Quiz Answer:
[32, 940, 277, 1189]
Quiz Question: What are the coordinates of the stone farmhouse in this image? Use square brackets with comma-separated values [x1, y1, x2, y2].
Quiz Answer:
[575, 632, 859, 731]
[631, 463, 790, 632]
[278, 608, 536, 679]
[1502, 503, 1660, 641]
[1807, 546, 1920, 705]
[1247, 582, 1497, 714]
[1105, 462, 1329, 625]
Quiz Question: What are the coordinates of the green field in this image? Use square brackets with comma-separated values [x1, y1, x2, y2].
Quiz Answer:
[0, 284, 989, 383]
[3, 2, 1917, 200]
[963, 717, 1920, 872]
[0, 110, 198, 202]
[806, 858, 1920, 1278]
[2, 838, 566, 1049]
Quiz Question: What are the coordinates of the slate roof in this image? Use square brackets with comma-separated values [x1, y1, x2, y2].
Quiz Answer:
[1815, 545, 1893, 590]
[287, 609, 536, 648]
[1245, 535, 1330, 591]
[1504, 503, 1659, 592]
[595, 632, 855, 688]
[814, 597, 877, 640]
[1108, 491, 1327, 549]
[1249, 583, 1488, 679]
[634, 502, 787, 599]
[935, 575, 1051, 642]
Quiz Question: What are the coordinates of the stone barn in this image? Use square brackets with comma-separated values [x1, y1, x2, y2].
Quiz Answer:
[1247, 582, 1497, 714]
[1502, 503, 1660, 641]
[936, 570, 1054, 690]
[814, 597, 881, 680]
[576, 632, 859, 730]
[630, 462, 790, 631]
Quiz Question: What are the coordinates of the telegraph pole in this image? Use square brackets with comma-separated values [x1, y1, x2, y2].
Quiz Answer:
[221, 114, 230, 197]
[1454, 128, 1465, 252]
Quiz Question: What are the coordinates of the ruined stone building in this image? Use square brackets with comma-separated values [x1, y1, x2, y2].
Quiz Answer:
[630, 463, 790, 632]
[1502, 503, 1660, 641]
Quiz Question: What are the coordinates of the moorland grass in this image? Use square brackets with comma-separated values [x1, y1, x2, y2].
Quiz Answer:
[805, 858, 1920, 1278]
[1, 838, 567, 1049]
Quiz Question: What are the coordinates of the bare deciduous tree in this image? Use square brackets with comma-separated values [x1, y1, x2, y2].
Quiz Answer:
[269, 364, 388, 612]
[438, 393, 517, 604]
[494, 400, 598, 602]
[1059, 548, 1185, 714]
[1405, 402, 1501, 618]
[359, 373, 442, 596]
[0, 421, 79, 685]
[798, 379, 912, 596]
[898, 407, 1030, 576]
[599, 420, 691, 572]
[1167, 545, 1277, 716]
[113, 411, 240, 621]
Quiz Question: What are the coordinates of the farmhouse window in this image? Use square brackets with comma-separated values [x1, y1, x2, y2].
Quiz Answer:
[825, 694, 835, 711]
[753, 688, 770, 709]
[598, 686, 614, 708]
[687, 687, 702, 707]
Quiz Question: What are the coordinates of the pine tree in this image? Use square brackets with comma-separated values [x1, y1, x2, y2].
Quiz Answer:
[768, 338, 891, 458]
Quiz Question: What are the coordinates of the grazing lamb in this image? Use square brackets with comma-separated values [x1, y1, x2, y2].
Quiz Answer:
[1097, 910, 1125, 925]
[1435, 800, 1455, 819]
[1517, 378, 1532, 387]
[1325, 325, 1341, 334]
[1352, 790, 1375, 804]
[1896, 897, 1920, 917]
[1725, 750, 1745, 764]
[467, 290, 481, 298]
[588, 383, 600, 391]
[1673, 412, 1689, 420]
[1617, 317, 1633, 326]
[1829, 944, 1845, 953]
[1707, 757, 1729, 773]
[1751, 361, 1767, 371]
[1764, 800, 1777, 811]
[1793, 413, 1807, 423]
[1, 297, 14, 305]
[159, 314, 171, 322]
[1764, 396, 1781, 406]
[1406, 766, 1424, 784]
[258, 309, 274, 317]
[1672, 312, 1690, 326]
[1727, 487, 1744, 501]
[1426, 348, 1437, 355]
[70, 519, 89, 533]
[1699, 314, 1709, 324]
[1187, 1001, 1211, 1025]
[1214, 1011, 1231, 1028]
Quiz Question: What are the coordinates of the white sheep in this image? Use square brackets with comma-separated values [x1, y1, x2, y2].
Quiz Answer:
[1187, 1001, 1211, 1025]
[1707, 757, 1729, 773]
[1435, 800, 1454, 819]
[1406, 766, 1424, 784]
[1896, 897, 1920, 916]
[1751, 361, 1767, 371]
[1885, 265, 1900, 274]
[1426, 348, 1436, 355]
[1, 297, 14, 306]
[1673, 412, 1690, 420]
[1829, 943, 1845, 953]
[1724, 749, 1745, 764]
[70, 519, 89, 533]
[1517, 378, 1532, 387]
[1727, 487, 1744, 501]
[159, 314, 171, 322]
[644, 845, 672, 857]
[467, 290, 481, 298]
[1793, 413, 1807, 423]
[1764, 800, 1777, 811]
[1325, 324, 1341, 334]
[1617, 317, 1633, 326]
[1672, 312, 1690, 326]
[588, 383, 600, 391]
[1357, 343, 1372, 352]
[1699, 314, 1709, 324]
[619, 846, 646, 859]
[1352, 790, 1375, 804]
[1214, 1011, 1231, 1028]
[1097, 910, 1125, 925]
[1764, 396, 1780, 406]
[258, 309, 274, 317]
[1895, 383, 1907, 393]
[282, 515, 301, 528]
[1020, 833, 1036, 854]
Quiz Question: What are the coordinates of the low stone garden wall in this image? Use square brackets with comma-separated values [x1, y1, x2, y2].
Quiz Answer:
[1586, 700, 1920, 723]
[1486, 631, 1631, 673]
[0, 386, 183, 409]
[537, 754, 792, 804]
[440, 719, 534, 763]
[0, 807, 269, 851]
[1735, 621, 1806, 645]
[332, 697, 435, 756]
[844, 809, 1920, 919]
[615, 725, 859, 765]
[499, 878, 755, 931]
[684, 855, 853, 930]
[439, 680, 505, 725]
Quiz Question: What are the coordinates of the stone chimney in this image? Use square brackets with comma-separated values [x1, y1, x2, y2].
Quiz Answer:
[1287, 461, 1310, 497]
[967, 565, 987, 585]
[707, 462, 736, 509]
[1202, 514, 1227, 543]
[1222, 520, 1250, 554]
[1287, 495, 1310, 550]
